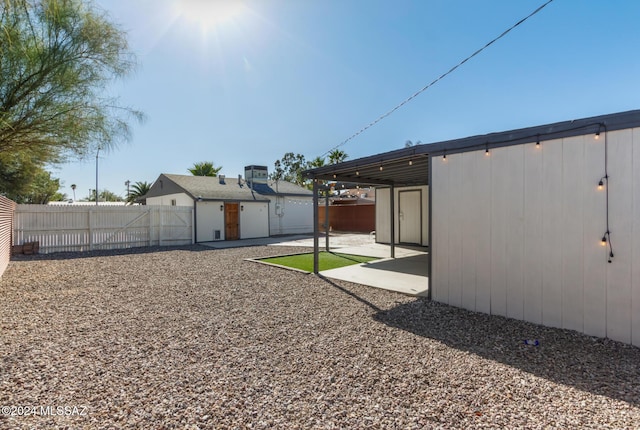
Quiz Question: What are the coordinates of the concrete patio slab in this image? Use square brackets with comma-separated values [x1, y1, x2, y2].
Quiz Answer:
[320, 252, 429, 297]
[202, 233, 429, 296]
[199, 234, 314, 249]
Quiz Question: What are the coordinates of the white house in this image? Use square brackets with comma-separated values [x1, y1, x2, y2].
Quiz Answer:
[305, 109, 640, 347]
[145, 166, 313, 242]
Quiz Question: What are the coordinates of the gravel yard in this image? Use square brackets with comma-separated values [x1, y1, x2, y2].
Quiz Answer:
[1, 245, 639, 429]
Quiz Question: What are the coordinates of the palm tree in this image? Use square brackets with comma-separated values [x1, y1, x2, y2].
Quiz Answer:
[126, 181, 152, 205]
[308, 156, 326, 168]
[70, 184, 77, 201]
[99, 189, 124, 202]
[188, 161, 222, 176]
[328, 149, 348, 165]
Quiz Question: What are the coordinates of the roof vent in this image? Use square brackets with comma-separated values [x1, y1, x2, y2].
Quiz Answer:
[219, 175, 226, 185]
[238, 175, 243, 187]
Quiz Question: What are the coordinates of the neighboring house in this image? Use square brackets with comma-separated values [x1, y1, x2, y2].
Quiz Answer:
[305, 109, 640, 347]
[318, 186, 376, 233]
[145, 167, 313, 242]
[329, 186, 375, 206]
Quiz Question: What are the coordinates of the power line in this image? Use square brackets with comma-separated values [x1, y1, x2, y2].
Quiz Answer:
[320, 0, 555, 158]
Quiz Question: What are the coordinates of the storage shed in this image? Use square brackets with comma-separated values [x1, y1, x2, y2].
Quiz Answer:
[305, 109, 640, 347]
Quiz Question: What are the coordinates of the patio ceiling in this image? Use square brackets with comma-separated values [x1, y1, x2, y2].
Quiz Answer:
[304, 109, 640, 188]
[304, 145, 431, 187]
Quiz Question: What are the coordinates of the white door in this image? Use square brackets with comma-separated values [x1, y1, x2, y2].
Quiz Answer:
[399, 190, 422, 244]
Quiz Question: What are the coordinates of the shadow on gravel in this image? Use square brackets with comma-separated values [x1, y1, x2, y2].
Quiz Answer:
[374, 299, 640, 406]
[319, 275, 382, 312]
[10, 244, 213, 261]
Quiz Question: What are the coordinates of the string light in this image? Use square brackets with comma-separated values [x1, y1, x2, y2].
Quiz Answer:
[598, 123, 614, 263]
[485, 143, 490, 156]
[409, 159, 413, 166]
[536, 134, 540, 148]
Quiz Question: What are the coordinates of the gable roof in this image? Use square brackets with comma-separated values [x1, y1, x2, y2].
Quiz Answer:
[146, 174, 270, 202]
[249, 180, 313, 197]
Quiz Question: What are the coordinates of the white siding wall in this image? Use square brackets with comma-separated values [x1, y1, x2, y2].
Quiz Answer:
[196, 201, 225, 242]
[241, 202, 270, 239]
[269, 196, 313, 235]
[146, 193, 193, 207]
[375, 186, 429, 246]
[0, 197, 16, 278]
[431, 128, 640, 346]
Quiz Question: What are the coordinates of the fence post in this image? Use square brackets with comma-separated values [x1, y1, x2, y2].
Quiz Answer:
[158, 207, 163, 247]
[88, 208, 94, 251]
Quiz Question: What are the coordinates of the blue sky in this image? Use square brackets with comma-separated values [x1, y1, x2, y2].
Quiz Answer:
[55, 0, 640, 200]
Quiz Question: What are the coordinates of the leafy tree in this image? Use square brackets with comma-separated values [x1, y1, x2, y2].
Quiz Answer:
[404, 140, 422, 148]
[188, 161, 222, 177]
[0, 161, 64, 204]
[0, 0, 143, 172]
[328, 149, 348, 164]
[81, 189, 122, 202]
[0, 152, 35, 199]
[126, 181, 151, 204]
[270, 152, 307, 186]
[99, 190, 123, 202]
[81, 190, 95, 202]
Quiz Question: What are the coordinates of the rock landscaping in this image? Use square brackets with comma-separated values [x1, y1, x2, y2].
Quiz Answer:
[1, 245, 638, 429]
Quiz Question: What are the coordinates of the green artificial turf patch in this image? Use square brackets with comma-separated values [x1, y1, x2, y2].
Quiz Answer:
[259, 252, 377, 272]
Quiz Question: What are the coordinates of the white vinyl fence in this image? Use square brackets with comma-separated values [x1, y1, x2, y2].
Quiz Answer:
[14, 205, 193, 254]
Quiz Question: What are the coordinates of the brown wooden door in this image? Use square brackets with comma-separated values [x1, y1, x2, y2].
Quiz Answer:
[225, 203, 239, 240]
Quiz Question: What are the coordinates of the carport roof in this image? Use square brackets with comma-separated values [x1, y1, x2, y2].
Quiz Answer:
[303, 109, 640, 187]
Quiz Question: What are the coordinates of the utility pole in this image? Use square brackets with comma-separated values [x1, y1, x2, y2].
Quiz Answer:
[95, 147, 101, 206]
